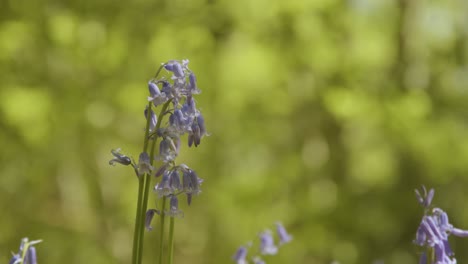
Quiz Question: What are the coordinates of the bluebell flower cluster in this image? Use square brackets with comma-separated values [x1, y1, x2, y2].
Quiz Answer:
[9, 238, 41, 264]
[144, 59, 207, 228]
[414, 186, 468, 264]
[233, 222, 292, 264]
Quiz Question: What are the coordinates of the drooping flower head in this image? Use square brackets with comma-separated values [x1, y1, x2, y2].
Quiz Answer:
[414, 186, 468, 264]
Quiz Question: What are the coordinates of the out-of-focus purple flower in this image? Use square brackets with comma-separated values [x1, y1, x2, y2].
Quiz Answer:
[414, 187, 468, 264]
[109, 148, 132, 166]
[9, 254, 20, 264]
[137, 152, 154, 177]
[26, 246, 37, 264]
[276, 222, 292, 245]
[232, 246, 248, 264]
[259, 230, 278, 255]
[166, 195, 183, 217]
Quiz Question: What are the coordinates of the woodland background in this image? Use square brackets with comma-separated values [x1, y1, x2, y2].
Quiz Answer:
[1, 0, 468, 263]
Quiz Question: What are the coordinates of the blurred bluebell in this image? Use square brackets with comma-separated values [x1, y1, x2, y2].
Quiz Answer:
[9, 254, 20, 264]
[276, 222, 292, 245]
[145, 209, 160, 231]
[25, 246, 37, 264]
[414, 187, 468, 263]
[109, 148, 132, 166]
[259, 230, 278, 255]
[232, 246, 248, 264]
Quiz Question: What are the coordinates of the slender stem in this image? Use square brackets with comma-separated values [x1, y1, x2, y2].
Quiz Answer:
[137, 100, 172, 263]
[168, 217, 175, 264]
[20, 242, 29, 263]
[132, 102, 154, 264]
[136, 139, 157, 262]
[158, 197, 167, 264]
[132, 178, 144, 264]
[154, 64, 166, 79]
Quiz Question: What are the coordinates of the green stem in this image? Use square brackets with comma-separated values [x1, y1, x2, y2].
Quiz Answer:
[168, 217, 175, 264]
[20, 241, 29, 263]
[158, 197, 167, 264]
[132, 102, 154, 264]
[137, 100, 172, 263]
[132, 178, 144, 264]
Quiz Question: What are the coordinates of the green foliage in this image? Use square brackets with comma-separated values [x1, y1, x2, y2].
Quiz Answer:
[1, 0, 468, 263]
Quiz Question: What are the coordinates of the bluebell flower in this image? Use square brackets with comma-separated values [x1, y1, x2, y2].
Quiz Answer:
[188, 114, 207, 147]
[169, 170, 181, 191]
[414, 186, 468, 264]
[144, 106, 158, 132]
[166, 195, 183, 217]
[148, 81, 168, 106]
[25, 246, 37, 264]
[158, 137, 178, 162]
[188, 73, 201, 94]
[145, 209, 160, 231]
[259, 230, 278, 255]
[181, 96, 198, 118]
[232, 246, 248, 264]
[276, 222, 293, 245]
[137, 152, 154, 177]
[9, 254, 20, 264]
[154, 170, 172, 197]
[109, 148, 132, 166]
[164, 61, 185, 78]
[182, 166, 201, 195]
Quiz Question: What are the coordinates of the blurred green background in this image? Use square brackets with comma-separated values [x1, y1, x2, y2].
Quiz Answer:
[1, 0, 468, 263]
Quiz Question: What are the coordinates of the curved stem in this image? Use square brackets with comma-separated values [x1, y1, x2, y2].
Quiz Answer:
[168, 217, 175, 264]
[158, 197, 167, 264]
[153, 64, 166, 79]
